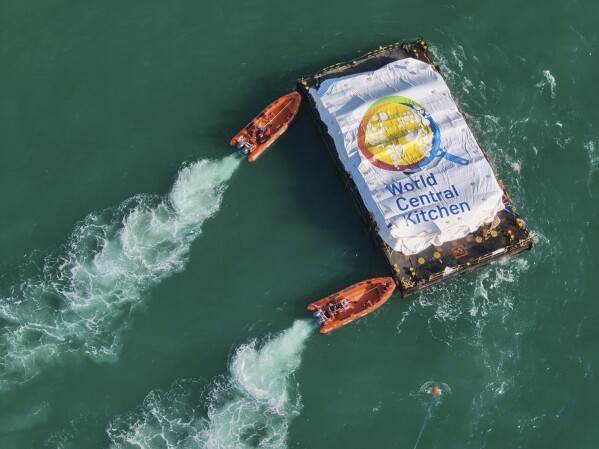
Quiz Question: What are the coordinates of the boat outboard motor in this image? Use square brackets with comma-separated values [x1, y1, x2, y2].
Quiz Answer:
[236, 141, 250, 155]
[313, 310, 325, 325]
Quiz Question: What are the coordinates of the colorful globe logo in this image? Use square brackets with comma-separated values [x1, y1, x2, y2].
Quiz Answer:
[357, 96, 441, 172]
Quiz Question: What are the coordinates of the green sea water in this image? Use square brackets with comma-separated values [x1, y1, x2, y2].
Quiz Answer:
[1, 0, 598, 448]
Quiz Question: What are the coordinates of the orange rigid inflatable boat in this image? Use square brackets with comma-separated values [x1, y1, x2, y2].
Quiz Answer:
[308, 277, 396, 334]
[230, 91, 301, 162]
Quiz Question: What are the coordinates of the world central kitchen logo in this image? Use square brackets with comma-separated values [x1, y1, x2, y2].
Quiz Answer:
[356, 96, 470, 172]
[356, 96, 474, 227]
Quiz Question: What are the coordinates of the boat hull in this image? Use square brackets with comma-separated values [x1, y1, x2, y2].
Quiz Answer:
[308, 277, 395, 334]
[230, 91, 301, 162]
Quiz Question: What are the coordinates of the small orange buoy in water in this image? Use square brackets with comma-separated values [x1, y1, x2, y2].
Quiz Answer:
[431, 386, 440, 395]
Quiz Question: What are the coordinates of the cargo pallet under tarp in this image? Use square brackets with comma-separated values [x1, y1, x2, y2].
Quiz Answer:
[297, 38, 532, 297]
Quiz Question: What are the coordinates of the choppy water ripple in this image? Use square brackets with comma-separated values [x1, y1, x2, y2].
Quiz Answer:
[106, 320, 314, 449]
[0, 155, 241, 390]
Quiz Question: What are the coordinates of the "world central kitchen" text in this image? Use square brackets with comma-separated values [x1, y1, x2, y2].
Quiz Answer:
[385, 174, 471, 226]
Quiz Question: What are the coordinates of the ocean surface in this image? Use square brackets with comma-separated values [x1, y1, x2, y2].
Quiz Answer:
[1, 0, 598, 448]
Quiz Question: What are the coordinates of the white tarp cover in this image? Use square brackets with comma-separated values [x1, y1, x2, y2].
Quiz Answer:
[310, 58, 504, 255]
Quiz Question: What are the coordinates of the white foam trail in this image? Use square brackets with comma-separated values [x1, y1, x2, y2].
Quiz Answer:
[0, 155, 241, 389]
[536, 69, 557, 99]
[107, 320, 314, 449]
[585, 139, 598, 188]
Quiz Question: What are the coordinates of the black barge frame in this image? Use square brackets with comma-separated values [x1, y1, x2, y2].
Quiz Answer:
[297, 38, 533, 297]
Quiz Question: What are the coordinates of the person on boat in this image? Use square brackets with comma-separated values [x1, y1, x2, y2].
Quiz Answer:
[327, 303, 339, 317]
[256, 125, 271, 144]
[340, 299, 350, 310]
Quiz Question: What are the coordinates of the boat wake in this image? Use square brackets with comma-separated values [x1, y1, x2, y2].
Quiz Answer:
[0, 155, 241, 390]
[107, 320, 314, 449]
[585, 139, 598, 191]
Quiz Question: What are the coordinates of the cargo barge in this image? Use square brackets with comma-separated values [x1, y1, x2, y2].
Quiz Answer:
[298, 38, 532, 297]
